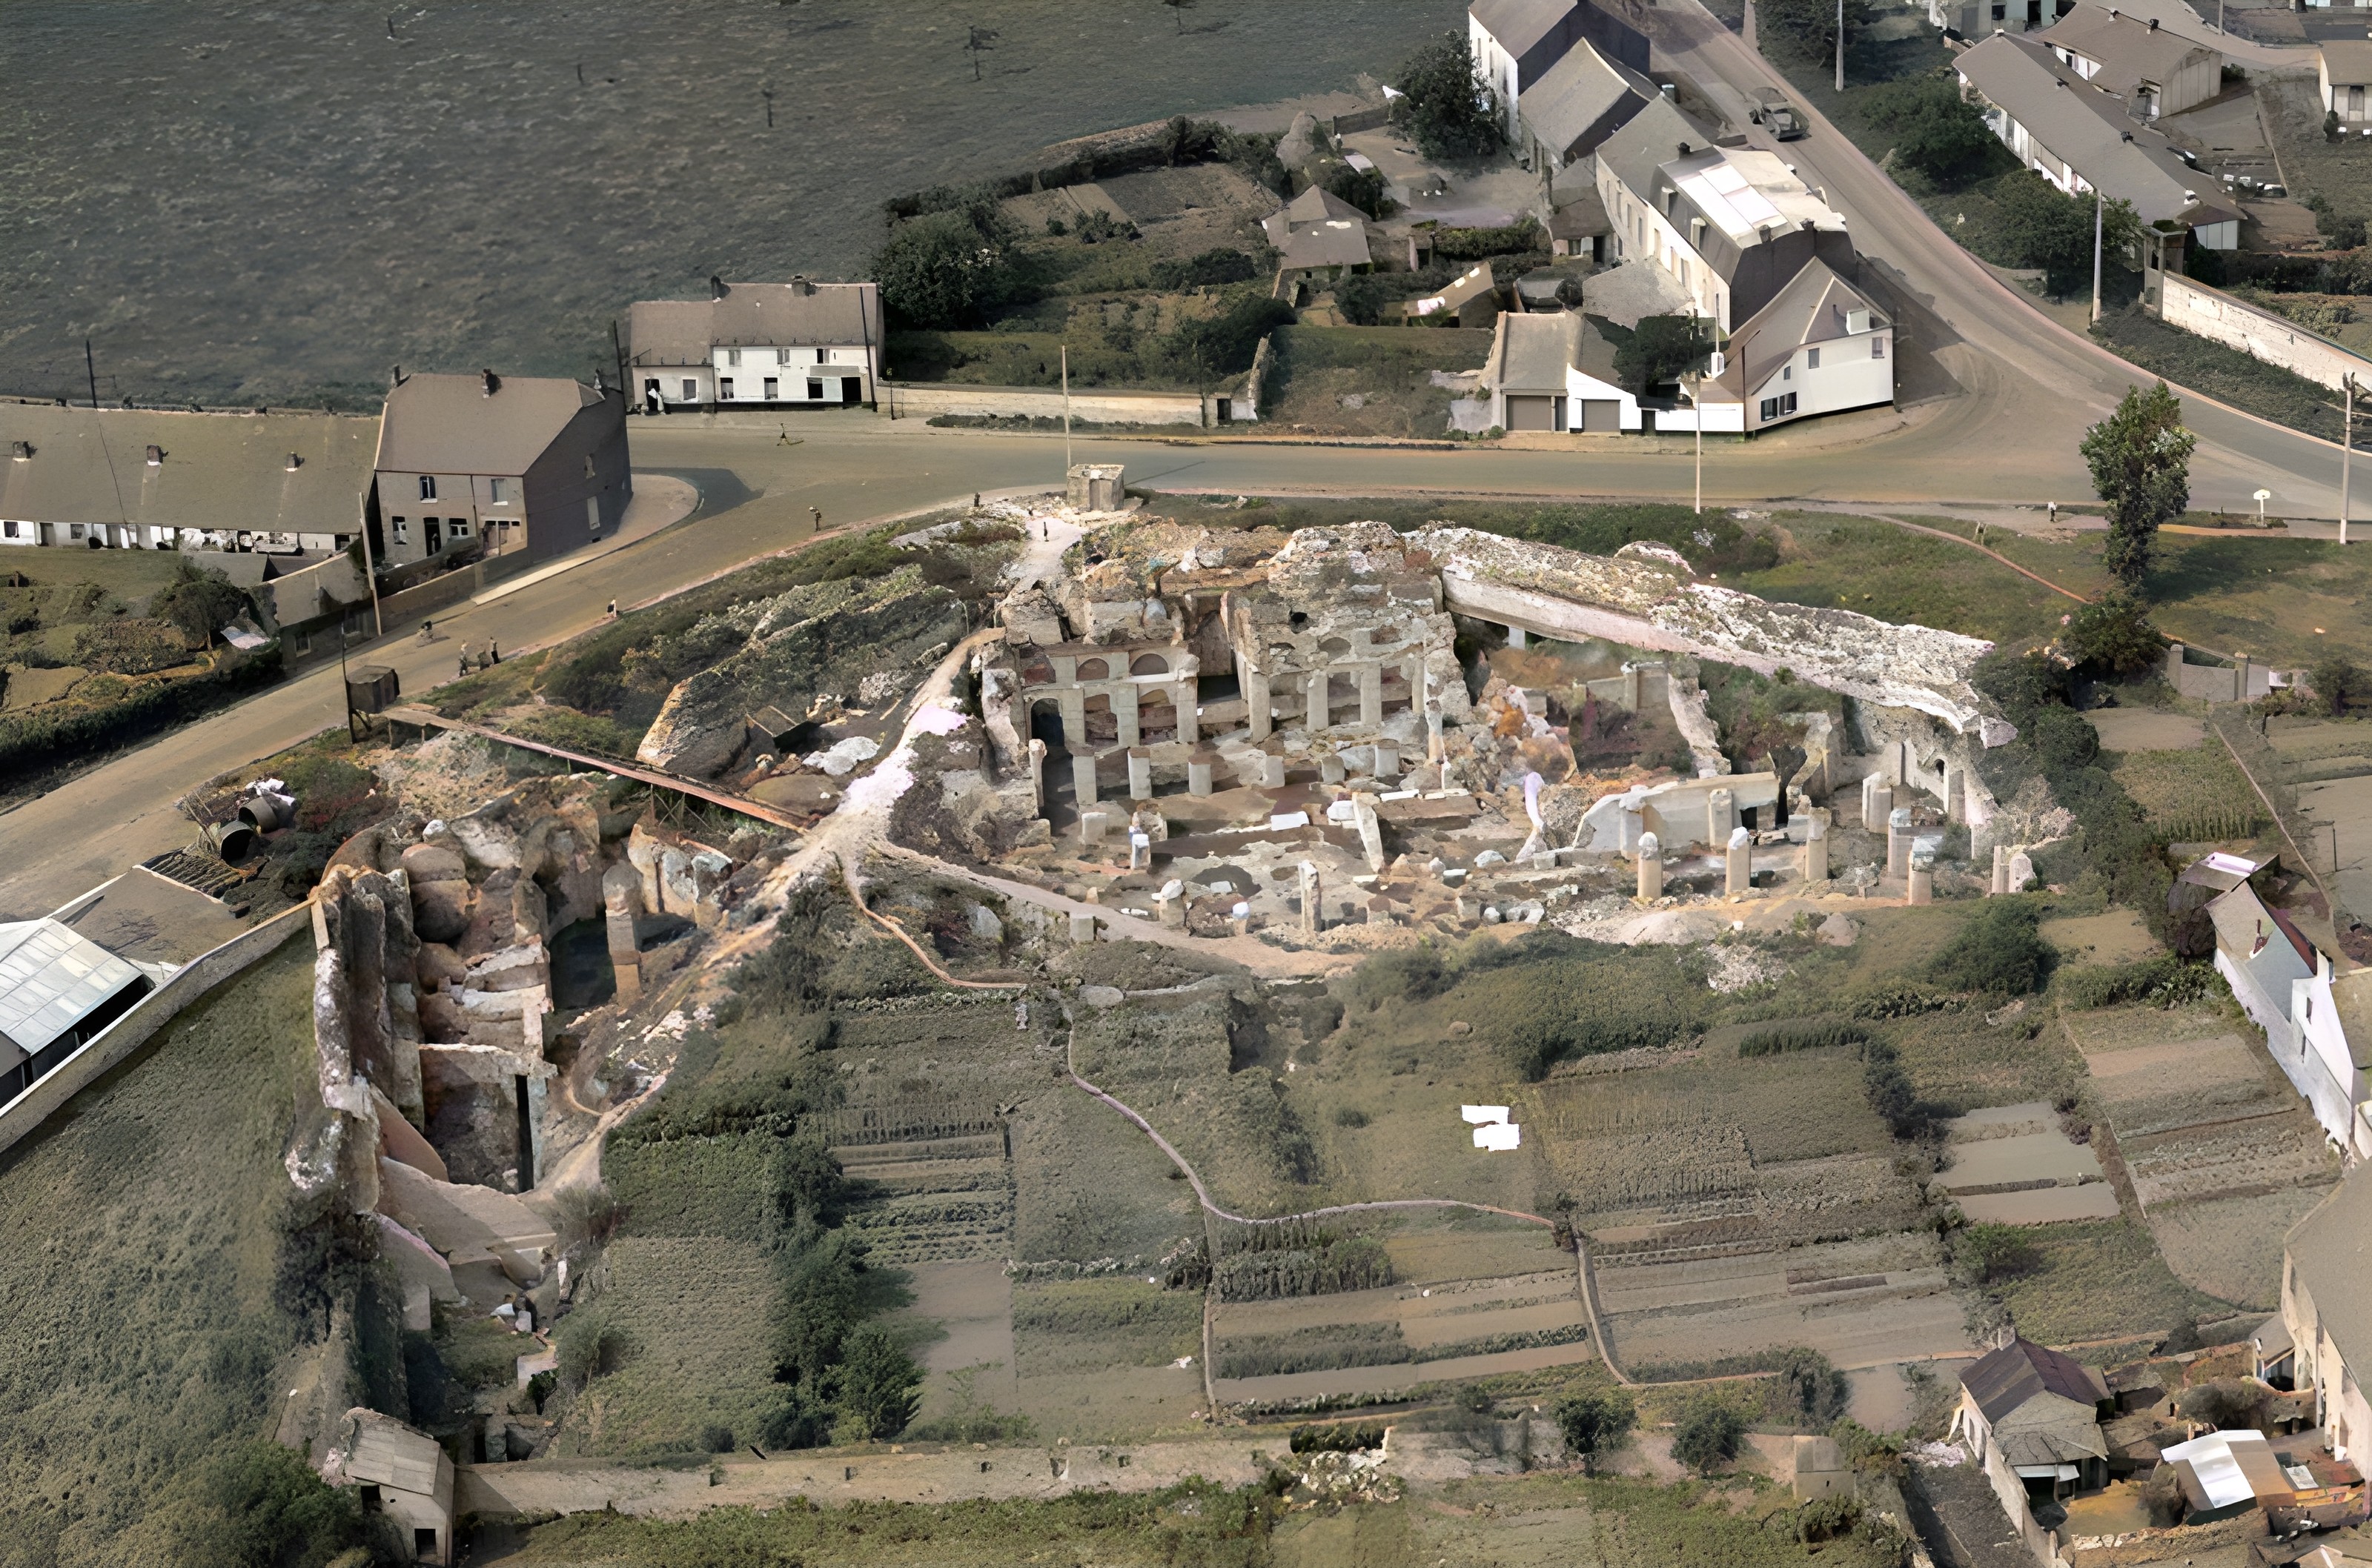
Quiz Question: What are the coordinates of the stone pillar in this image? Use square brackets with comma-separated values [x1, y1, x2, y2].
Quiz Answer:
[1941, 760, 1961, 824]
[1887, 808, 1913, 879]
[1427, 711, 1445, 763]
[1908, 848, 1935, 906]
[1359, 664, 1384, 730]
[1070, 911, 1099, 943]
[1187, 755, 1214, 796]
[1802, 808, 1829, 884]
[1352, 792, 1385, 871]
[1027, 738, 1047, 815]
[1299, 861, 1322, 934]
[1507, 624, 1528, 650]
[1637, 831, 1663, 902]
[1321, 753, 1346, 785]
[1861, 772, 1893, 831]
[1992, 843, 2010, 897]
[1306, 668, 1330, 729]
[1058, 688, 1087, 748]
[1726, 826, 1752, 897]
[2236, 652, 2253, 703]
[2166, 642, 2186, 686]
[1374, 741, 1399, 778]
[1073, 754, 1099, 806]
[1156, 879, 1186, 926]
[1707, 787, 1735, 848]
[1366, 896, 1391, 926]
[1128, 830, 1151, 871]
[1175, 681, 1199, 743]
[1116, 685, 1142, 748]
[1258, 754, 1287, 789]
[603, 864, 643, 1006]
[1623, 663, 1643, 711]
[1127, 748, 1153, 800]
[1247, 667, 1273, 742]
[1080, 808, 1110, 845]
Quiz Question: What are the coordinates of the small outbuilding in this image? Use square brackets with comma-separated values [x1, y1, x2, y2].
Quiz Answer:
[1262, 186, 1374, 281]
[2323, 41, 2372, 125]
[0, 919, 153, 1109]
[321, 1407, 455, 1564]
[1951, 1334, 2112, 1497]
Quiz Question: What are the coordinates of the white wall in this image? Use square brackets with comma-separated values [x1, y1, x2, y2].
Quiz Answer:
[712, 345, 873, 402]
[2162, 273, 2372, 394]
[1470, 15, 1523, 140]
[1595, 162, 1732, 327]
[1747, 330, 1894, 428]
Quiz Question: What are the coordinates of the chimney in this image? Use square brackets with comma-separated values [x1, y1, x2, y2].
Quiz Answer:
[1677, 141, 1692, 156]
[391, 365, 403, 388]
[791, 274, 815, 296]
[2148, 16, 2159, 27]
[481, 368, 500, 396]
[709, 274, 727, 300]
[285, 452, 302, 471]
[9, 441, 29, 462]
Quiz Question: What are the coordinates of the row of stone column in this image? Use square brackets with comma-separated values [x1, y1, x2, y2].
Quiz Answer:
[1245, 657, 1417, 743]
[1047, 680, 1199, 750]
[1634, 809, 1832, 901]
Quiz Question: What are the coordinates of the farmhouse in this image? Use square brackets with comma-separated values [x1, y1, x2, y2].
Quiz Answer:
[1950, 1335, 2112, 1497]
[1955, 32, 2242, 250]
[2202, 879, 2372, 1156]
[371, 371, 631, 572]
[1594, 97, 1858, 332]
[627, 277, 884, 413]
[0, 403, 376, 555]
[2039, 3, 2222, 120]
[2287, 1169, 2372, 1464]
[1515, 33, 1657, 173]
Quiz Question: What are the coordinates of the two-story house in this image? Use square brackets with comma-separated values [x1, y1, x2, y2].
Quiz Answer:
[628, 278, 883, 413]
[1469, 0, 1650, 147]
[370, 371, 630, 572]
[1595, 96, 1858, 333]
[2039, 4, 2222, 120]
[2284, 1166, 2372, 1464]
[1689, 258, 1893, 433]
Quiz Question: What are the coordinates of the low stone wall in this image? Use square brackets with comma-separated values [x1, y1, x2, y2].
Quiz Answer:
[2165, 642, 2279, 703]
[2157, 273, 2372, 397]
[0, 903, 311, 1159]
[372, 550, 540, 630]
[880, 381, 1242, 426]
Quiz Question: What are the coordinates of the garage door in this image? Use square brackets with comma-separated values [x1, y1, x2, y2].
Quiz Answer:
[1507, 395, 1557, 432]
[1581, 399, 1622, 431]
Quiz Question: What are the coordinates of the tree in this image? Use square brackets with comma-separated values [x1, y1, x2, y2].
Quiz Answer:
[1775, 1348, 1850, 1426]
[834, 1323, 924, 1441]
[148, 558, 251, 649]
[1614, 316, 1712, 393]
[1162, 292, 1296, 381]
[1672, 1400, 1747, 1475]
[2310, 654, 2367, 717]
[1861, 74, 2000, 187]
[1554, 1388, 1637, 1472]
[1927, 897, 2055, 995]
[1756, 0, 1872, 62]
[2061, 588, 2166, 676]
[871, 202, 1028, 328]
[159, 1441, 364, 1568]
[1397, 33, 1503, 159]
[1955, 1223, 2041, 1283]
[2080, 381, 2195, 589]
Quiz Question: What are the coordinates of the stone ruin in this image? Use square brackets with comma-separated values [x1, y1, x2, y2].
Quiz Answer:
[926, 511, 2033, 944]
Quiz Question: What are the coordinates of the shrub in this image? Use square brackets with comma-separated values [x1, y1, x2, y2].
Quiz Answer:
[1343, 947, 1450, 1010]
[2176, 1378, 2270, 1430]
[159, 1440, 364, 1568]
[1830, 1417, 1906, 1475]
[148, 558, 254, 648]
[1672, 1401, 1747, 1474]
[1397, 32, 1503, 159]
[1862, 1039, 1936, 1140]
[1291, 1421, 1386, 1454]
[2061, 589, 2165, 677]
[1928, 899, 2055, 996]
[1613, 315, 1712, 393]
[1331, 1106, 1371, 1128]
[1738, 1020, 1867, 1057]
[1428, 216, 1545, 261]
[1955, 1223, 2041, 1283]
[2310, 654, 2368, 716]
[1554, 1388, 1637, 1472]
[873, 202, 1032, 329]
[1162, 291, 1296, 379]
[1150, 247, 1261, 290]
[1861, 73, 2001, 186]
[832, 1323, 923, 1442]
[698, 1423, 738, 1453]
[551, 1182, 623, 1249]
[2059, 954, 2222, 1009]
[1775, 1348, 1851, 1426]
[556, 1309, 630, 1387]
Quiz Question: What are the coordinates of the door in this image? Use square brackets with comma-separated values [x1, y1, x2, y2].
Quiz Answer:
[2353, 84, 2365, 118]
[643, 379, 660, 415]
[806, 379, 824, 400]
[763, 376, 780, 400]
[424, 519, 443, 554]
[1506, 394, 1556, 431]
[1583, 399, 1622, 431]
[841, 377, 860, 405]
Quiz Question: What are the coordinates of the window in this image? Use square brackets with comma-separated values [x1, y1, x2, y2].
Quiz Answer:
[807, 379, 825, 400]
[1757, 391, 1799, 422]
[726, 348, 741, 368]
[583, 454, 596, 479]
[719, 377, 735, 399]
[763, 376, 779, 399]
[1782, 365, 1792, 381]
[1872, 336, 1886, 360]
[1806, 347, 1820, 370]
[2, 522, 14, 538]
[489, 477, 506, 505]
[777, 348, 793, 365]
[419, 474, 437, 501]
[451, 516, 471, 536]
[392, 517, 410, 544]
[681, 378, 698, 401]
[816, 348, 829, 364]
[294, 628, 311, 655]
[69, 524, 84, 540]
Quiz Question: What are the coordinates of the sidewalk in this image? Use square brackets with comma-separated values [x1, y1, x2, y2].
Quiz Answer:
[470, 474, 699, 606]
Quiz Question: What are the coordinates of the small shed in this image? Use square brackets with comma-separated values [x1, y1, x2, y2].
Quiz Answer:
[2161, 1427, 2294, 1523]
[1952, 1335, 2112, 1497]
[325, 1407, 455, 1564]
[1786, 1434, 1852, 1501]
[1066, 463, 1126, 513]
[2324, 41, 2372, 124]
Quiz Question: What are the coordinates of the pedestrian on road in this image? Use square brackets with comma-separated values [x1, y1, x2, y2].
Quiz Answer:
[418, 619, 434, 643]
[2048, 501, 2058, 527]
[608, 600, 618, 618]
[459, 651, 471, 679]
[809, 506, 823, 531]
[489, 640, 500, 664]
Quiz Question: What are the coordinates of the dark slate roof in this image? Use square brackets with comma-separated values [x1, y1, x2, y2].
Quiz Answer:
[0, 403, 377, 536]
[1960, 1335, 2109, 1424]
[2287, 1163, 2372, 1378]
[628, 282, 883, 367]
[375, 373, 602, 479]
[1520, 35, 1655, 159]
[1472, 0, 1575, 58]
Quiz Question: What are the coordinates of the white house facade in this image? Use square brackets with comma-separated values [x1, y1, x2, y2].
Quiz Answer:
[628, 279, 883, 411]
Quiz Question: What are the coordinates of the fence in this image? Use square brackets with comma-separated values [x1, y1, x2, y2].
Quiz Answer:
[2154, 273, 2372, 398]
[0, 902, 311, 1158]
[1975, 1436, 2073, 1568]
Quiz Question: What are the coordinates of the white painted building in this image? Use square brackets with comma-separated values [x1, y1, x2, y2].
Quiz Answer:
[1691, 259, 1893, 433]
[629, 278, 883, 411]
[1469, 0, 1652, 145]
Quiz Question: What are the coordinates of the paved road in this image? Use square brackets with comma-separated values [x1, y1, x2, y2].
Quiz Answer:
[1646, 0, 2344, 517]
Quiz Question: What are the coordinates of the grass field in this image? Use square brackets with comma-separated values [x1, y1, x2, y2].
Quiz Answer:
[1733, 513, 2078, 646]
[2092, 308, 2348, 447]
[1262, 326, 1498, 439]
[1978, 1218, 2230, 1347]
[0, 932, 319, 1564]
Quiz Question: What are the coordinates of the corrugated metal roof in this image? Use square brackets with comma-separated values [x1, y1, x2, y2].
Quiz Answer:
[2161, 1428, 2276, 1509]
[348, 1420, 444, 1495]
[0, 404, 375, 536]
[374, 373, 601, 479]
[0, 919, 148, 1062]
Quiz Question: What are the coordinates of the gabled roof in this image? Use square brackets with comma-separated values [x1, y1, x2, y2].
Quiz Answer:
[1960, 1335, 2110, 1426]
[0, 404, 376, 536]
[1262, 186, 1373, 270]
[1594, 95, 1720, 208]
[1472, 0, 1576, 57]
[2287, 1162, 2372, 1380]
[1955, 33, 2242, 230]
[1492, 310, 1585, 392]
[1520, 34, 1655, 158]
[1668, 148, 1847, 248]
[628, 282, 881, 367]
[334, 1407, 454, 1504]
[1705, 258, 1885, 402]
[375, 373, 604, 479]
[2041, 4, 2217, 93]
[0, 919, 149, 1069]
[2207, 881, 2316, 993]
[2325, 40, 2372, 86]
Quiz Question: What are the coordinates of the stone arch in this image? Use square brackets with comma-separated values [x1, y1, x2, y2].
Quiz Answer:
[1029, 699, 1065, 749]
[1318, 635, 1352, 657]
[1137, 688, 1177, 745]
[1076, 657, 1110, 682]
[1130, 652, 1169, 676]
[1022, 656, 1056, 685]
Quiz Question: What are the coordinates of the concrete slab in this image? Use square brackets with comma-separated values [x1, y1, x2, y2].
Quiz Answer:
[53, 866, 251, 966]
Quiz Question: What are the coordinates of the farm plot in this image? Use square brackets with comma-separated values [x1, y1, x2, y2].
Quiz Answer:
[1892, 1008, 2086, 1115]
[830, 1107, 1014, 1268]
[1011, 1079, 1200, 1269]
[549, 1235, 781, 1458]
[1980, 1219, 2230, 1347]
[2073, 1012, 2276, 1137]
[1935, 1103, 2114, 1224]
[908, 1258, 1020, 1430]
[2116, 1114, 2336, 1212]
[2147, 1186, 2332, 1309]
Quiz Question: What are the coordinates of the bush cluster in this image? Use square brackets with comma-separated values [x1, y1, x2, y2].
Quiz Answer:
[1927, 898, 2056, 997]
[2059, 954, 2222, 1009]
[1738, 1020, 1869, 1057]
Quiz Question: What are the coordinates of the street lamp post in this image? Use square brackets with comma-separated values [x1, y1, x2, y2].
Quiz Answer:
[2090, 189, 2104, 325]
[1835, 0, 1845, 91]
[2345, 373, 2358, 546]
[2255, 487, 2273, 527]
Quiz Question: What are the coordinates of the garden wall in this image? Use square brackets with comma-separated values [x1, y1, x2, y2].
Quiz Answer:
[878, 381, 1243, 426]
[0, 902, 311, 1158]
[2164, 643, 2278, 704]
[2156, 274, 2372, 398]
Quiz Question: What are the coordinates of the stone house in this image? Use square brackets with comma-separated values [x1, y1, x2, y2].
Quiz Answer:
[2203, 880, 2372, 1156]
[628, 277, 883, 412]
[1950, 1335, 2112, 1498]
[1262, 186, 1374, 283]
[1688, 257, 1893, 434]
[1468, 0, 1649, 146]
[370, 370, 631, 572]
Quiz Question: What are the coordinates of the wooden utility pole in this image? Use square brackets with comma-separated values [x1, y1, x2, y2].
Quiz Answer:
[2090, 190, 2104, 325]
[1061, 345, 1073, 474]
[1835, 0, 1845, 91]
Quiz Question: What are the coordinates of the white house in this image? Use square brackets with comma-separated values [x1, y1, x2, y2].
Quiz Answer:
[1957, 33, 2242, 250]
[1483, 310, 1642, 431]
[2285, 1166, 2372, 1466]
[1689, 259, 1893, 433]
[2323, 41, 2372, 123]
[1594, 97, 1858, 333]
[627, 277, 883, 412]
[1469, 0, 1651, 145]
[2039, 4, 2222, 120]
[2208, 878, 2372, 1158]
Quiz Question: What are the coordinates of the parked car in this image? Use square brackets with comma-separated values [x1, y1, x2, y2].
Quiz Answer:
[1752, 96, 1806, 141]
